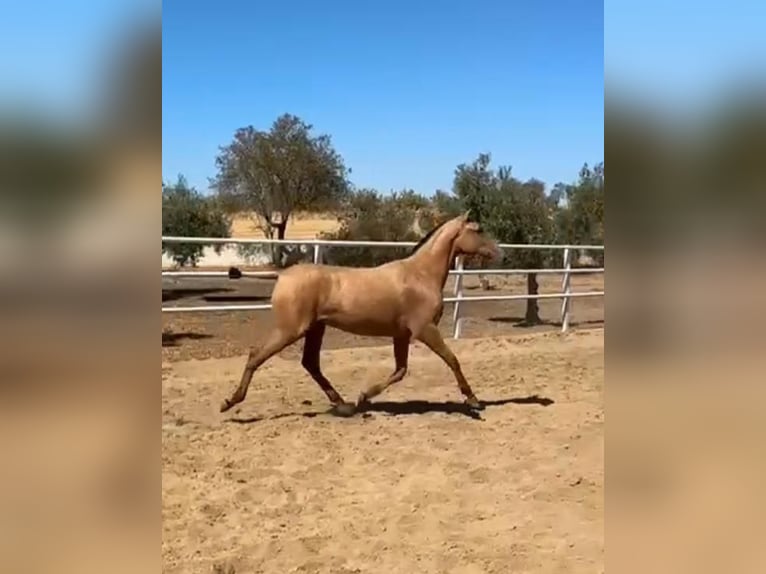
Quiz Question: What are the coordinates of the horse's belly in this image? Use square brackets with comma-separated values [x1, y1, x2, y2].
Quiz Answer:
[322, 312, 403, 337]
[317, 277, 406, 337]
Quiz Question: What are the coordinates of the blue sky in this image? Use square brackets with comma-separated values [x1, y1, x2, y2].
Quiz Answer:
[163, 0, 604, 194]
[1, 0, 157, 122]
[3, 0, 762, 196]
[605, 0, 766, 111]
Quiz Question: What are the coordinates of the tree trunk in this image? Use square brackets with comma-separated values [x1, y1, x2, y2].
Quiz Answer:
[272, 221, 288, 267]
[525, 272, 541, 325]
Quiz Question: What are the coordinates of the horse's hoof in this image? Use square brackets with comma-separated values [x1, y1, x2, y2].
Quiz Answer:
[220, 399, 235, 413]
[331, 402, 357, 418]
[465, 396, 485, 410]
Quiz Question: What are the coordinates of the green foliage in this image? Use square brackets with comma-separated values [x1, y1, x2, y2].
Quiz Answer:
[439, 154, 571, 323]
[488, 176, 559, 269]
[212, 113, 350, 265]
[452, 153, 496, 223]
[319, 189, 428, 267]
[317, 154, 606, 281]
[392, 188, 431, 212]
[168, 107, 606, 297]
[162, 175, 231, 266]
[431, 189, 462, 218]
[444, 154, 560, 268]
[556, 162, 604, 243]
[553, 162, 604, 265]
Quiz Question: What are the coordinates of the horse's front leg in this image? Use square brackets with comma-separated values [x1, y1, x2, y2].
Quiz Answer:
[414, 323, 483, 410]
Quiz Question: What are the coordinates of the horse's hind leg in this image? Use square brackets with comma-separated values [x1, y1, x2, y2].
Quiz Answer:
[301, 322, 346, 406]
[415, 323, 483, 410]
[357, 334, 409, 407]
[220, 328, 301, 413]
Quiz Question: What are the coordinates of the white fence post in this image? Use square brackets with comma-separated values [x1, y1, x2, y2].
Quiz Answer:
[560, 248, 572, 333]
[452, 256, 465, 339]
[313, 243, 322, 265]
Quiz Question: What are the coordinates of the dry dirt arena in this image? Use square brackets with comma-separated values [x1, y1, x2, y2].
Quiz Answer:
[162, 328, 603, 574]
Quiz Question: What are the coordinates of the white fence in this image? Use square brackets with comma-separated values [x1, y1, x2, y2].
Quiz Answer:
[161, 236, 604, 338]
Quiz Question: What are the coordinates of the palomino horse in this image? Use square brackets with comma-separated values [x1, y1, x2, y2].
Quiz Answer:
[219, 212, 500, 416]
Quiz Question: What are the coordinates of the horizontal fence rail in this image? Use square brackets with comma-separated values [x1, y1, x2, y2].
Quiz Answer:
[162, 268, 604, 278]
[161, 236, 606, 250]
[161, 292, 605, 314]
[161, 236, 604, 337]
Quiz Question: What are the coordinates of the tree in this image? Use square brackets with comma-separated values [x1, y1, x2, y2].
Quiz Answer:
[392, 188, 438, 235]
[554, 162, 604, 266]
[319, 189, 427, 267]
[431, 189, 462, 218]
[485, 174, 558, 324]
[162, 175, 231, 266]
[441, 154, 559, 324]
[452, 153, 496, 223]
[212, 114, 350, 266]
[450, 153, 498, 289]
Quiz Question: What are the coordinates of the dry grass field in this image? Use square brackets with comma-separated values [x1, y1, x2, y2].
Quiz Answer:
[229, 212, 341, 239]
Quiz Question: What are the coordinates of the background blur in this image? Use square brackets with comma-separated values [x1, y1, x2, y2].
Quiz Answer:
[606, 1, 766, 573]
[0, 0, 159, 573]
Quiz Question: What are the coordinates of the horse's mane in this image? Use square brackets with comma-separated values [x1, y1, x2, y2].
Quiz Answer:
[409, 219, 448, 255]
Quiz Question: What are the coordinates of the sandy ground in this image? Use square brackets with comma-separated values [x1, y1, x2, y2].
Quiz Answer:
[162, 328, 604, 574]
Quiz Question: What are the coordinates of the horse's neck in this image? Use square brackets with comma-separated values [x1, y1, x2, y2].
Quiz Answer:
[408, 228, 456, 289]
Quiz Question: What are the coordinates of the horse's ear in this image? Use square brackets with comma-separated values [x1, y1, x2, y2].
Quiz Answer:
[462, 209, 471, 221]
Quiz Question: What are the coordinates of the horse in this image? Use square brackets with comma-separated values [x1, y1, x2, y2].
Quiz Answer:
[219, 211, 501, 416]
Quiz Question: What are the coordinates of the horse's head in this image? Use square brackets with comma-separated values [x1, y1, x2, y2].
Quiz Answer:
[451, 211, 501, 261]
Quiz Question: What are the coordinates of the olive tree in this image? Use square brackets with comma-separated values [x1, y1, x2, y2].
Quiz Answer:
[162, 175, 230, 266]
[212, 114, 350, 266]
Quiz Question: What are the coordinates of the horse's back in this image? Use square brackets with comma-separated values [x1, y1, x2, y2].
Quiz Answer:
[274, 262, 408, 336]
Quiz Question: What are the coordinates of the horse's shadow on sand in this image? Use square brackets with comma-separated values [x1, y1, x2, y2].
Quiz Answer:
[226, 395, 554, 424]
